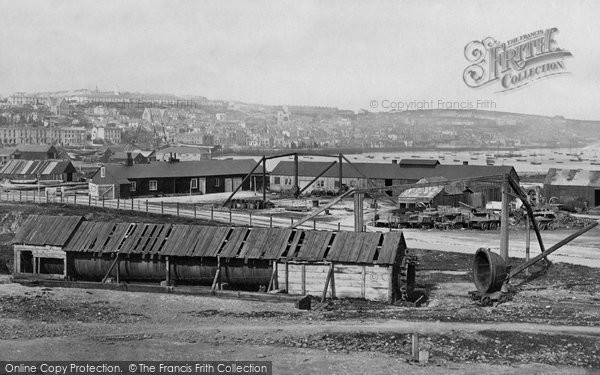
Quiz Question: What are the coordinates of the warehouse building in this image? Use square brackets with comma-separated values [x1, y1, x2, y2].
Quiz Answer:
[269, 160, 518, 207]
[89, 158, 261, 199]
[544, 168, 600, 208]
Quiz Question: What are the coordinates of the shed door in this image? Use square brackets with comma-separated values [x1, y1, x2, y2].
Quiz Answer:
[232, 177, 243, 191]
[225, 178, 233, 192]
[199, 178, 206, 194]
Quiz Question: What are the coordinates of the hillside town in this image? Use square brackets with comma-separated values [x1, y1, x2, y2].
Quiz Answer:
[0, 89, 597, 154]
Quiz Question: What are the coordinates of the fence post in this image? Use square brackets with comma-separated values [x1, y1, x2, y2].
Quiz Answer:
[117, 199, 119, 209]
[211, 207, 214, 220]
[313, 220, 316, 230]
[19, 191, 22, 202]
[194, 205, 196, 219]
[161, 201, 164, 214]
[74, 194, 77, 205]
[102, 197, 105, 208]
[176, 202, 179, 216]
[229, 209, 232, 224]
[131, 198, 134, 210]
[338, 222, 341, 231]
[145, 200, 148, 213]
[249, 212, 252, 226]
[89, 195, 91, 206]
[60, 192, 63, 203]
[270, 215, 273, 228]
[291, 217, 294, 226]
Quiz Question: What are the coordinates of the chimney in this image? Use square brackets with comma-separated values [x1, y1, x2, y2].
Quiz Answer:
[126, 152, 133, 166]
[462, 161, 468, 165]
[391, 159, 398, 164]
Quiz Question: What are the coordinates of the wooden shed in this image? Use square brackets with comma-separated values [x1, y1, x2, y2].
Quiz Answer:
[276, 230, 413, 303]
[13, 216, 415, 303]
[12, 215, 84, 279]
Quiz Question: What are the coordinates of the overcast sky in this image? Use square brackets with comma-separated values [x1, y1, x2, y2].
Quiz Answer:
[1, 0, 599, 119]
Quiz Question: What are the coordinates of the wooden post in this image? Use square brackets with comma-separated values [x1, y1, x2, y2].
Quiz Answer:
[412, 334, 420, 361]
[274, 262, 279, 290]
[131, 198, 134, 210]
[262, 156, 267, 202]
[194, 205, 197, 219]
[116, 257, 120, 284]
[161, 201, 164, 214]
[294, 153, 299, 195]
[313, 220, 316, 230]
[102, 197, 105, 208]
[74, 194, 77, 205]
[338, 222, 341, 231]
[211, 206, 214, 220]
[301, 264, 306, 295]
[500, 176, 510, 261]
[525, 216, 531, 276]
[321, 262, 334, 302]
[229, 209, 232, 224]
[361, 265, 366, 298]
[19, 191, 22, 202]
[117, 198, 120, 209]
[330, 262, 336, 298]
[145, 200, 148, 212]
[88, 195, 91, 206]
[176, 202, 179, 216]
[267, 261, 276, 292]
[211, 257, 221, 290]
[285, 262, 289, 291]
[338, 153, 343, 195]
[249, 211, 252, 226]
[270, 215, 273, 228]
[354, 192, 364, 232]
[165, 256, 170, 286]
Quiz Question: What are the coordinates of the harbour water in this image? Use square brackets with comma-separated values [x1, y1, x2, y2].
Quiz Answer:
[219, 142, 600, 175]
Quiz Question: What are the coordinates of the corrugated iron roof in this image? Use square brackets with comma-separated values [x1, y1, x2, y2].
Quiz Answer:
[397, 185, 445, 203]
[0, 159, 75, 176]
[545, 168, 600, 187]
[13, 215, 84, 247]
[271, 161, 517, 182]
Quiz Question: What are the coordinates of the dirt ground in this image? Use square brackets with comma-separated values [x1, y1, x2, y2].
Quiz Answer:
[1, 203, 600, 373]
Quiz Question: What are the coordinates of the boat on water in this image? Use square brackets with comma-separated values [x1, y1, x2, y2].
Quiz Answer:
[556, 161, 564, 163]
[530, 161, 542, 165]
[470, 157, 478, 160]
[591, 161, 600, 165]
[453, 159, 460, 162]
[366, 155, 374, 159]
[516, 158, 527, 162]
[569, 156, 584, 162]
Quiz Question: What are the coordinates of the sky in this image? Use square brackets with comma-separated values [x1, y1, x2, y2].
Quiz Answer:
[1, 0, 599, 119]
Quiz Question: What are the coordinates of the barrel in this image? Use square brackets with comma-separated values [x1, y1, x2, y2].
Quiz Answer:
[472, 248, 507, 293]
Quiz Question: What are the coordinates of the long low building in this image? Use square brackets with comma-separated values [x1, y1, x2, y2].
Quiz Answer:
[89, 159, 263, 199]
[269, 159, 518, 208]
[13, 215, 415, 303]
[0, 159, 78, 182]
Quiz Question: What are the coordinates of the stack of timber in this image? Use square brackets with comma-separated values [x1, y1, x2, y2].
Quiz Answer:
[12, 215, 415, 303]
